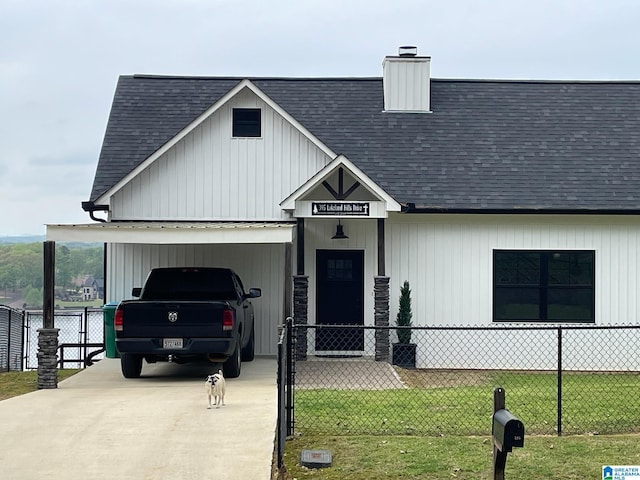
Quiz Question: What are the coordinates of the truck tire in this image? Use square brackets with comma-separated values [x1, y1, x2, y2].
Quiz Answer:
[223, 338, 242, 378]
[241, 324, 255, 362]
[121, 353, 143, 378]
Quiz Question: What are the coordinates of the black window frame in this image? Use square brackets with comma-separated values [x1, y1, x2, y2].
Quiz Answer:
[493, 249, 595, 323]
[232, 108, 261, 138]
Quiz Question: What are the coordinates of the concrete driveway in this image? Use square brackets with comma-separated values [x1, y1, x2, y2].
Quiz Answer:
[0, 357, 278, 480]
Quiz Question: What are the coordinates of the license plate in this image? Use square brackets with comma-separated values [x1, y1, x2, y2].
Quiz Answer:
[163, 338, 183, 349]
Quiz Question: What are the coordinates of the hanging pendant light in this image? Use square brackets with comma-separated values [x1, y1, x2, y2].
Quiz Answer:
[332, 221, 348, 239]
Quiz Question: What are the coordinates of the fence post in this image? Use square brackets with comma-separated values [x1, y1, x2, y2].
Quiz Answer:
[6, 308, 12, 372]
[557, 326, 563, 436]
[20, 309, 25, 371]
[286, 316, 294, 436]
[277, 324, 284, 469]
[493, 387, 507, 480]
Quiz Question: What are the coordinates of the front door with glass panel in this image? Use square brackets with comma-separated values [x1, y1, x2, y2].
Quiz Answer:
[315, 249, 364, 352]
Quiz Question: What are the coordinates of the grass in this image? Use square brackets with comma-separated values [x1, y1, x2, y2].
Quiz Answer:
[0, 369, 80, 400]
[294, 371, 640, 436]
[282, 434, 640, 479]
[282, 369, 640, 478]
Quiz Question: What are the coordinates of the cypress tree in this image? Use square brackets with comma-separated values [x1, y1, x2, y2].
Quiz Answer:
[396, 280, 413, 344]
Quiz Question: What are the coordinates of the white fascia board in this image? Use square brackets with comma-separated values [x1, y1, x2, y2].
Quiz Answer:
[280, 154, 401, 212]
[95, 79, 336, 205]
[46, 222, 295, 244]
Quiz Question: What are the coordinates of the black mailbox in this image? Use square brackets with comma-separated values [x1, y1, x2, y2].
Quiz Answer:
[492, 409, 525, 452]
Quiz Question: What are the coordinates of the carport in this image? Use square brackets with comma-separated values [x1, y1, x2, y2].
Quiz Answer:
[46, 221, 296, 357]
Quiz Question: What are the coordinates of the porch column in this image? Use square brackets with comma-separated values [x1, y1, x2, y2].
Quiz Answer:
[375, 219, 390, 361]
[39, 241, 58, 389]
[374, 276, 390, 362]
[293, 275, 308, 360]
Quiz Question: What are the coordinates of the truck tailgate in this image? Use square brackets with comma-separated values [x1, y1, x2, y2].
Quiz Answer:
[119, 301, 231, 338]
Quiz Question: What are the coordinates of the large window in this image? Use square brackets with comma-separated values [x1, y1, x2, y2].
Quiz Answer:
[493, 250, 595, 323]
[232, 108, 261, 137]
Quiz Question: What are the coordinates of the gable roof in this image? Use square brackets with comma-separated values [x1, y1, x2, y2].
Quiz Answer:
[90, 75, 640, 212]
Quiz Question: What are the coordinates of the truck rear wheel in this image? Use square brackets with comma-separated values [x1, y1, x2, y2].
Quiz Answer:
[121, 353, 143, 378]
[223, 339, 241, 378]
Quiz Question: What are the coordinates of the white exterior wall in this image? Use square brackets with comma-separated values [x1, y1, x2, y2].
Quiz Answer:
[106, 243, 287, 356]
[387, 213, 640, 326]
[387, 214, 640, 369]
[111, 89, 332, 221]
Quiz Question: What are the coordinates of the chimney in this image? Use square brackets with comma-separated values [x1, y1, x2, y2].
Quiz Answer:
[383, 46, 431, 112]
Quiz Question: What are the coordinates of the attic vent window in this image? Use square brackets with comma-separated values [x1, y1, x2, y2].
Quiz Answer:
[232, 108, 261, 137]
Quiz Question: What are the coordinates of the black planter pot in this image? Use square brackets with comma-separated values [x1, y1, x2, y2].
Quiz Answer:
[392, 343, 416, 368]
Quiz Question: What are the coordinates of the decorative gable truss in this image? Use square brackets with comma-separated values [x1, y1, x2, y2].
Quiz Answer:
[281, 155, 401, 218]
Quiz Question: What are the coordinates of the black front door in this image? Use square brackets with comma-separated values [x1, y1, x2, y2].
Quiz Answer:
[315, 250, 364, 351]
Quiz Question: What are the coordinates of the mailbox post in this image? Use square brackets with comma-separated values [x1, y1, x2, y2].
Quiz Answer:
[492, 387, 525, 480]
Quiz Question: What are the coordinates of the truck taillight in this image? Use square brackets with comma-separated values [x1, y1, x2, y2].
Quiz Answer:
[222, 309, 234, 331]
[114, 307, 123, 332]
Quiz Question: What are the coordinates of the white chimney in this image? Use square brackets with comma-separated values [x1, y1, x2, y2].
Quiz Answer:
[383, 46, 431, 112]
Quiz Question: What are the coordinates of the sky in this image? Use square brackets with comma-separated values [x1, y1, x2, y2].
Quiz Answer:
[1, 0, 640, 236]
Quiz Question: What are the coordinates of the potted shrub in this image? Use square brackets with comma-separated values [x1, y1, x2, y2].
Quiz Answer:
[392, 280, 417, 368]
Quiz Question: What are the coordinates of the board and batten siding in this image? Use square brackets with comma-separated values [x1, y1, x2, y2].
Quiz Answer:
[106, 243, 286, 356]
[302, 218, 379, 356]
[387, 213, 640, 326]
[111, 88, 332, 221]
[386, 214, 640, 370]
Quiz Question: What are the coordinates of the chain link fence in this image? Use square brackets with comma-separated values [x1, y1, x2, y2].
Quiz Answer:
[24, 308, 105, 369]
[0, 305, 25, 371]
[287, 324, 640, 437]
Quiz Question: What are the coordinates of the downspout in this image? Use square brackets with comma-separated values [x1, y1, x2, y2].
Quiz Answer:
[81, 201, 109, 302]
[81, 201, 108, 223]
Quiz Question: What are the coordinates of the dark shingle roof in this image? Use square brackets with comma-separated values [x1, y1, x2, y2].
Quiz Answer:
[90, 75, 640, 211]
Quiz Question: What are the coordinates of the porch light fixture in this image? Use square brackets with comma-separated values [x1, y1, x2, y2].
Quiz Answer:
[332, 221, 348, 240]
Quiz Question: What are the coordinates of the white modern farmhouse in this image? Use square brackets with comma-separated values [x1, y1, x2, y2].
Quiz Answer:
[48, 47, 640, 361]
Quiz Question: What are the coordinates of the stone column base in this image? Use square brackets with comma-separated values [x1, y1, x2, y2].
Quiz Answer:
[293, 275, 309, 361]
[374, 276, 390, 362]
[37, 328, 59, 389]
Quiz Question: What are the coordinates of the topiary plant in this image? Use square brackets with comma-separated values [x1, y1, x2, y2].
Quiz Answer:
[396, 280, 413, 344]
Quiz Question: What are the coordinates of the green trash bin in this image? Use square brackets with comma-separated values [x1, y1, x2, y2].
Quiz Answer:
[103, 302, 120, 358]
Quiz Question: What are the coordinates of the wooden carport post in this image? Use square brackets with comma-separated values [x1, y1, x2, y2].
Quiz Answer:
[38, 241, 59, 389]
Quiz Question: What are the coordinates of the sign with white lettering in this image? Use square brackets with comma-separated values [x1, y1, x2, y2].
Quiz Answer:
[312, 202, 370, 216]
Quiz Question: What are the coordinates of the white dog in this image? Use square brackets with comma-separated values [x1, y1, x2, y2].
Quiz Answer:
[205, 370, 226, 409]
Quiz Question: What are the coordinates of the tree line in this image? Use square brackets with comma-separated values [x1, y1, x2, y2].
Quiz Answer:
[0, 243, 103, 304]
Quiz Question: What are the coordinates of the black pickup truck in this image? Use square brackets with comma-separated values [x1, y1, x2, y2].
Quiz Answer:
[114, 267, 261, 379]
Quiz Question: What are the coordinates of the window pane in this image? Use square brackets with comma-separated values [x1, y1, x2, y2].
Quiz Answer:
[232, 108, 261, 137]
[548, 252, 594, 285]
[493, 250, 594, 323]
[327, 259, 353, 281]
[494, 287, 540, 320]
[547, 287, 594, 321]
[495, 252, 540, 285]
